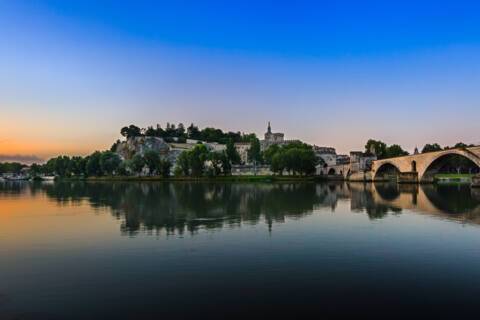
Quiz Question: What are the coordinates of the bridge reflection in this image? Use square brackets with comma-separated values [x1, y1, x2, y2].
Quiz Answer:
[3, 181, 480, 234]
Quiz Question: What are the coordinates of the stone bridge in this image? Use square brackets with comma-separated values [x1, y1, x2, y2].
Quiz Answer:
[371, 146, 480, 183]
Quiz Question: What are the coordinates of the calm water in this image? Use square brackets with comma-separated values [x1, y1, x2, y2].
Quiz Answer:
[1, 181, 480, 319]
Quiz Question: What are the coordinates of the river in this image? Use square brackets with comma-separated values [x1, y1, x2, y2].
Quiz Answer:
[1, 181, 480, 318]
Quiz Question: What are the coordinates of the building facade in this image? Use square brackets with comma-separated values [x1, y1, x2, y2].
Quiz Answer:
[260, 122, 300, 151]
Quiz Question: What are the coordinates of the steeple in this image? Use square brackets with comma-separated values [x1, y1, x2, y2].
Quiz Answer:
[267, 121, 271, 134]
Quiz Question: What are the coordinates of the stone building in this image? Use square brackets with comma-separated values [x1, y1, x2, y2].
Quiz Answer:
[234, 142, 251, 164]
[314, 146, 337, 167]
[315, 147, 376, 177]
[260, 122, 300, 151]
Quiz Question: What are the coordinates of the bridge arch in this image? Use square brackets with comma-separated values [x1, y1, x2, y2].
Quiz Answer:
[419, 149, 480, 182]
[328, 168, 336, 175]
[374, 162, 401, 181]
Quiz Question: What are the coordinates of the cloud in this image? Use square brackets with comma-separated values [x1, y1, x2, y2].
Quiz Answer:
[0, 154, 43, 164]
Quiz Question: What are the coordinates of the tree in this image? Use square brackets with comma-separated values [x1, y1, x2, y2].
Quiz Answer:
[29, 163, 42, 177]
[385, 144, 409, 158]
[48, 155, 71, 177]
[187, 123, 201, 140]
[159, 159, 172, 178]
[453, 142, 475, 149]
[110, 139, 121, 152]
[129, 154, 145, 175]
[176, 151, 190, 176]
[144, 126, 157, 137]
[177, 123, 186, 137]
[100, 151, 121, 175]
[208, 152, 224, 176]
[298, 148, 317, 175]
[0, 162, 27, 174]
[271, 152, 285, 175]
[248, 138, 262, 164]
[422, 143, 442, 153]
[265, 142, 317, 176]
[188, 144, 209, 176]
[143, 150, 160, 175]
[226, 139, 241, 165]
[86, 152, 102, 176]
[263, 144, 280, 165]
[120, 125, 142, 138]
[219, 151, 231, 175]
[70, 156, 86, 175]
[365, 139, 387, 159]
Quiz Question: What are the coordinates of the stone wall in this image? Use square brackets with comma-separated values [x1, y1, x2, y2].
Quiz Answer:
[231, 165, 273, 176]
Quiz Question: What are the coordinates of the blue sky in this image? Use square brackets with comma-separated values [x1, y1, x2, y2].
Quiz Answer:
[1, 1, 480, 160]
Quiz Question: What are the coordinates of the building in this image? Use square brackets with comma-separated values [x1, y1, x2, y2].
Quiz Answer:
[234, 142, 251, 164]
[314, 146, 337, 167]
[260, 122, 300, 151]
[349, 151, 376, 172]
[264, 122, 284, 143]
[315, 147, 376, 177]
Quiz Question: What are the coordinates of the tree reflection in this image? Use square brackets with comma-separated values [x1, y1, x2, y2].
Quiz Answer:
[35, 182, 326, 235]
[4, 180, 480, 234]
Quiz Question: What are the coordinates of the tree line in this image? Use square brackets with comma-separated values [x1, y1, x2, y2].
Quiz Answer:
[119, 123, 256, 144]
[364, 139, 477, 160]
[421, 142, 476, 153]
[22, 150, 172, 178]
[0, 162, 27, 174]
[364, 139, 409, 159]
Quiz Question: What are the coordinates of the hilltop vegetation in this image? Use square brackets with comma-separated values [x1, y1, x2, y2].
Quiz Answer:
[118, 123, 256, 144]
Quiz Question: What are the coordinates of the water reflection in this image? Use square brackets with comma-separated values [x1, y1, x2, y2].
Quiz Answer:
[3, 181, 480, 234]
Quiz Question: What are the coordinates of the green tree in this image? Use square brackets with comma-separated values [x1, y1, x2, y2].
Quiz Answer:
[248, 138, 262, 164]
[29, 163, 42, 177]
[385, 144, 409, 158]
[69, 156, 86, 176]
[263, 144, 280, 165]
[176, 151, 190, 176]
[100, 151, 121, 175]
[86, 152, 102, 176]
[365, 139, 387, 159]
[117, 161, 128, 176]
[219, 151, 231, 176]
[189, 144, 209, 176]
[226, 139, 241, 165]
[143, 150, 160, 175]
[271, 152, 285, 175]
[48, 155, 71, 177]
[159, 159, 172, 178]
[120, 125, 142, 138]
[208, 152, 224, 176]
[422, 143, 442, 153]
[187, 123, 201, 140]
[129, 154, 145, 175]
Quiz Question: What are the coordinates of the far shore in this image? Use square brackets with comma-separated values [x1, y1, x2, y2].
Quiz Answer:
[56, 175, 322, 183]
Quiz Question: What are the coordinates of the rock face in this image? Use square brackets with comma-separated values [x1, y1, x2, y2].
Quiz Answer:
[115, 137, 170, 160]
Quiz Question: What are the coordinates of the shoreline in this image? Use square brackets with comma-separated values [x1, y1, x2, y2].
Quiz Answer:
[58, 175, 323, 183]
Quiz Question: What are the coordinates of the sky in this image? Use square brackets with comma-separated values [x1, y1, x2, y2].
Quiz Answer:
[1, 0, 480, 162]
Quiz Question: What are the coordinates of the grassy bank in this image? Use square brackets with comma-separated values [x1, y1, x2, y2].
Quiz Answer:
[60, 175, 320, 183]
[434, 173, 475, 179]
[434, 173, 475, 184]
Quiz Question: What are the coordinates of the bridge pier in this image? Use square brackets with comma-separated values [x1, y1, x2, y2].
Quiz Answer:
[472, 175, 480, 188]
[398, 172, 418, 184]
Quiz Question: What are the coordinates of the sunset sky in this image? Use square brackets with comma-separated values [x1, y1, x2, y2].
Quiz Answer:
[1, 1, 480, 162]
